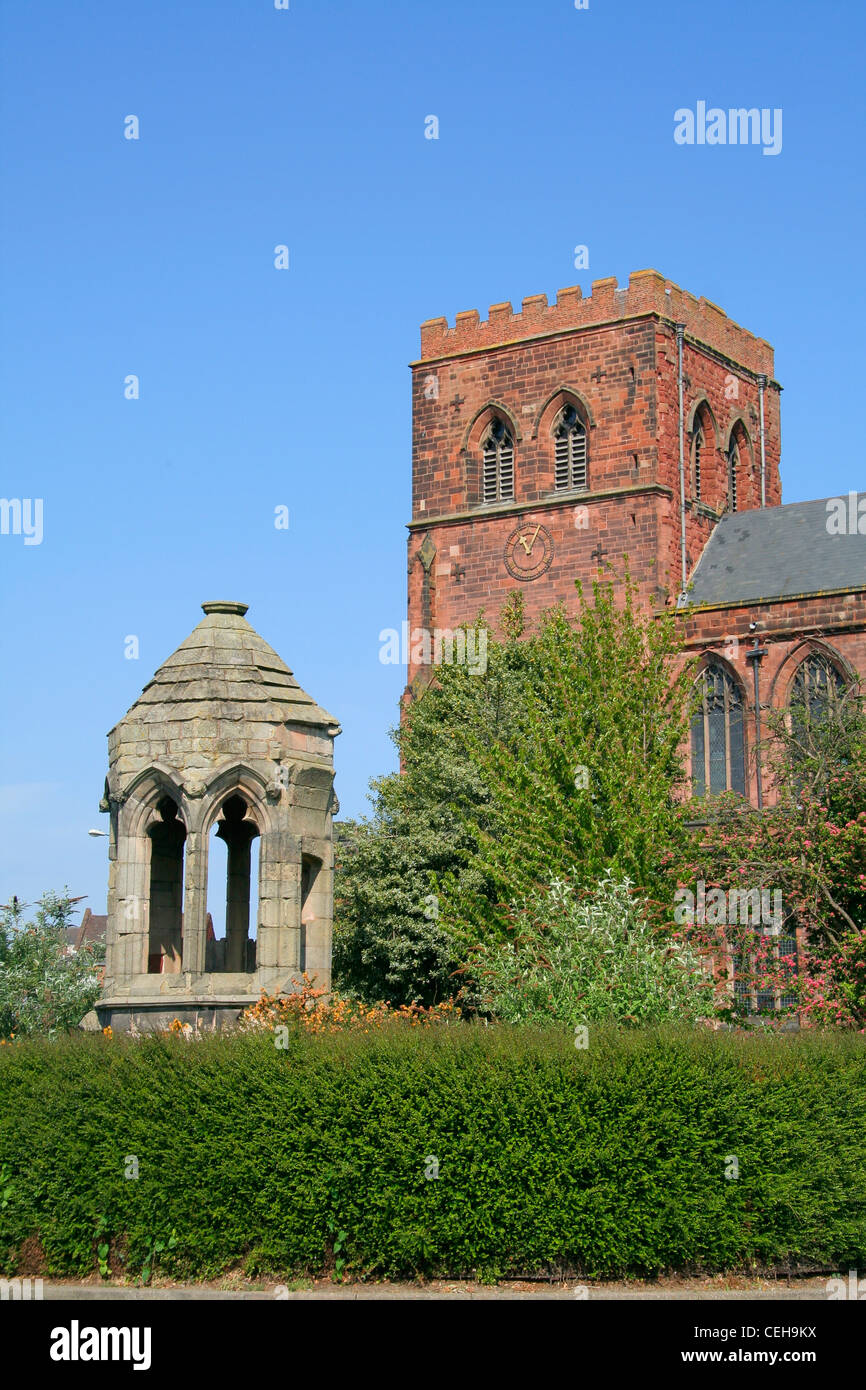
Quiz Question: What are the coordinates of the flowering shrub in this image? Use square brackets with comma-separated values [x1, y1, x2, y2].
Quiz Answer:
[470, 872, 713, 1027]
[798, 932, 866, 1030]
[673, 692, 866, 1028]
[238, 974, 459, 1034]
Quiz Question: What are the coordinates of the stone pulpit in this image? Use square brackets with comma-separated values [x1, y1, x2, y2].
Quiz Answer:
[95, 601, 340, 1031]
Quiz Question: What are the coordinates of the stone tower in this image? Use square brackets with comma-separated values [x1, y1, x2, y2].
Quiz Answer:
[407, 269, 781, 688]
[95, 601, 340, 1031]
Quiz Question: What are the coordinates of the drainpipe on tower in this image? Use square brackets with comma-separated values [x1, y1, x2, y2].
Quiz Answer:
[758, 374, 767, 507]
[676, 323, 687, 596]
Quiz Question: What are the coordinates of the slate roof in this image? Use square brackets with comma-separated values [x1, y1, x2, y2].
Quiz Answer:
[683, 497, 866, 608]
[115, 601, 340, 734]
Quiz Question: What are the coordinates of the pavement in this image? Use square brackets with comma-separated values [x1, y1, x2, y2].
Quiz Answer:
[26, 1277, 842, 1301]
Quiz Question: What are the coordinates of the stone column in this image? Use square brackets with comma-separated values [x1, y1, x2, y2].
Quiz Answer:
[181, 829, 208, 974]
[109, 830, 151, 980]
[257, 828, 301, 970]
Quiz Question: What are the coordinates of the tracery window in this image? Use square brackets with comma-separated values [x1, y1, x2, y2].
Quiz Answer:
[690, 663, 746, 797]
[790, 653, 846, 726]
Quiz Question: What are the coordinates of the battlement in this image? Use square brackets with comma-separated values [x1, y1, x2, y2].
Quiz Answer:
[417, 269, 775, 377]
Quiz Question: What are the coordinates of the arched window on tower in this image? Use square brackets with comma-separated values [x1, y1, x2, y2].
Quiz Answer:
[692, 424, 704, 500]
[727, 442, 740, 512]
[553, 404, 588, 491]
[481, 417, 514, 504]
[690, 663, 746, 797]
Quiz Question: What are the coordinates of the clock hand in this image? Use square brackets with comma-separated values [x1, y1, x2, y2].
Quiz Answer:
[525, 524, 541, 555]
[518, 534, 531, 554]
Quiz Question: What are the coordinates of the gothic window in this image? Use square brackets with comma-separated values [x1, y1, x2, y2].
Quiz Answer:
[481, 417, 514, 504]
[147, 797, 186, 974]
[553, 404, 588, 491]
[690, 663, 746, 797]
[727, 443, 739, 512]
[733, 928, 799, 1015]
[206, 794, 260, 973]
[692, 425, 704, 500]
[790, 653, 846, 727]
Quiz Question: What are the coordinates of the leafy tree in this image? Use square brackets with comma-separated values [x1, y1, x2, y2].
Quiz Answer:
[0, 892, 105, 1038]
[332, 618, 529, 1005]
[471, 871, 712, 1027]
[334, 579, 696, 1004]
[332, 818, 462, 1006]
[442, 579, 695, 945]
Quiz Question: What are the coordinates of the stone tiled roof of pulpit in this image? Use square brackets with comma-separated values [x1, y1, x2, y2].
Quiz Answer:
[107, 602, 340, 789]
[112, 601, 340, 736]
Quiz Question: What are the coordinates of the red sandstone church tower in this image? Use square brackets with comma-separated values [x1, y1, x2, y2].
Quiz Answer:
[406, 268, 866, 826]
[406, 272, 866, 1012]
[406, 268, 781, 688]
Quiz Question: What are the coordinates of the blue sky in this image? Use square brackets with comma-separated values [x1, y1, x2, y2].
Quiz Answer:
[1, 0, 863, 924]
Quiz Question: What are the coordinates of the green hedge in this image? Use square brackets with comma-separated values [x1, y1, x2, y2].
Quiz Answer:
[1, 1027, 865, 1281]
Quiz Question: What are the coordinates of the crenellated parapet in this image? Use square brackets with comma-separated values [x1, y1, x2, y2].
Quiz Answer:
[418, 269, 775, 377]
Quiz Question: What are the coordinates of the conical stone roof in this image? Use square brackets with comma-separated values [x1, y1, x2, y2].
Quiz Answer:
[113, 601, 340, 735]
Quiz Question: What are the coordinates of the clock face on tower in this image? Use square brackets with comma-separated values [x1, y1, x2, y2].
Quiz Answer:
[503, 521, 554, 581]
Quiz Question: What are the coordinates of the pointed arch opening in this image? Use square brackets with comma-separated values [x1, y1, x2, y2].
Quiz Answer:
[690, 662, 746, 797]
[790, 651, 848, 727]
[481, 415, 514, 504]
[689, 401, 716, 502]
[147, 797, 186, 974]
[724, 420, 752, 513]
[206, 793, 261, 972]
[553, 403, 588, 491]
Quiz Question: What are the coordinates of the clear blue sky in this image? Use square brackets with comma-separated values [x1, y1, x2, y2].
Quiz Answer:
[1, 0, 863, 923]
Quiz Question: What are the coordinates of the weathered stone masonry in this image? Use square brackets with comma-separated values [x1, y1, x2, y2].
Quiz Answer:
[95, 601, 340, 1032]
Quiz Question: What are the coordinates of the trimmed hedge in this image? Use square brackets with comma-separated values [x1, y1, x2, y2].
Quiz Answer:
[1, 1026, 865, 1281]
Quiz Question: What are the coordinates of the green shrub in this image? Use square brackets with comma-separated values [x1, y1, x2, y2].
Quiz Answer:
[472, 872, 713, 1026]
[0, 893, 104, 1039]
[0, 1027, 864, 1281]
